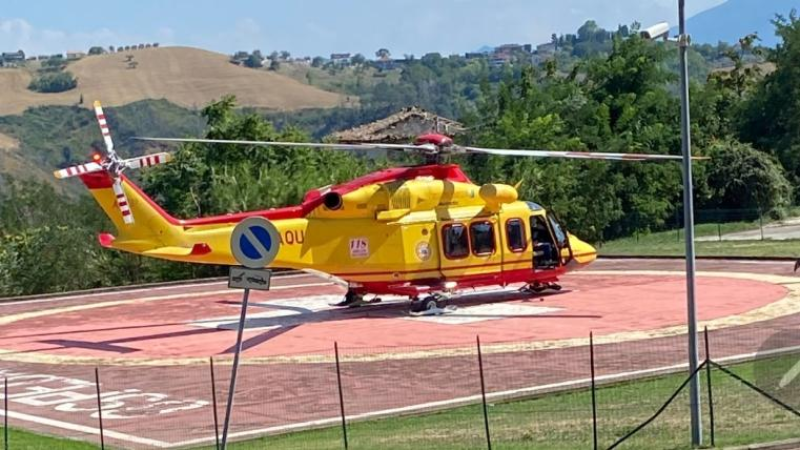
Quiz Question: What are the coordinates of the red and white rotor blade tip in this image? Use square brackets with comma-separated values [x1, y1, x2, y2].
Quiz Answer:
[461, 146, 707, 161]
[53, 162, 104, 179]
[125, 152, 172, 170]
[93, 100, 116, 155]
[112, 178, 134, 225]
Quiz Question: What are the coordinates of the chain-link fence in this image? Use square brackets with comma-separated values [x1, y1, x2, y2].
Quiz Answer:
[2, 324, 800, 450]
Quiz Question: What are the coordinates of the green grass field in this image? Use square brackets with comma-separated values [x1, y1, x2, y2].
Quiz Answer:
[3, 356, 799, 449]
[0, 427, 99, 449]
[599, 221, 800, 257]
[215, 357, 800, 450]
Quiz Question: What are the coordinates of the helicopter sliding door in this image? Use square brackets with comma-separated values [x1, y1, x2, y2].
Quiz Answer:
[438, 218, 503, 286]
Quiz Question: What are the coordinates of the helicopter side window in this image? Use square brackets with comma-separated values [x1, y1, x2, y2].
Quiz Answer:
[506, 218, 527, 252]
[470, 221, 496, 256]
[443, 223, 470, 259]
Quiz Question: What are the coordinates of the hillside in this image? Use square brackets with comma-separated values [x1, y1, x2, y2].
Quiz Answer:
[685, 0, 800, 47]
[0, 46, 351, 116]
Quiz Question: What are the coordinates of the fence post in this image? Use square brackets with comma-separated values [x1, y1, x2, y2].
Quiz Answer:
[210, 357, 221, 450]
[759, 209, 765, 241]
[590, 332, 598, 450]
[334, 342, 348, 450]
[704, 327, 716, 447]
[94, 368, 105, 450]
[4, 377, 8, 450]
[476, 336, 492, 450]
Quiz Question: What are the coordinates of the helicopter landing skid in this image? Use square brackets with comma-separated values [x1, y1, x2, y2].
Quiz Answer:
[520, 282, 562, 294]
[330, 293, 382, 308]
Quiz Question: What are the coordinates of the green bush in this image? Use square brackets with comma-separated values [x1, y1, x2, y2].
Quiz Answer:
[28, 71, 78, 93]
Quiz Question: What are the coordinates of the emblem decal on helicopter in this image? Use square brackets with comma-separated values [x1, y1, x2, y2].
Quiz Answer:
[349, 237, 369, 258]
[415, 241, 432, 261]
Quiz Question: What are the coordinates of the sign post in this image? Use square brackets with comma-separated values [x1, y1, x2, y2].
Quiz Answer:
[221, 217, 280, 449]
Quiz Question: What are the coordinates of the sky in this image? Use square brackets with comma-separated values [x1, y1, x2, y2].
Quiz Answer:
[0, 0, 726, 57]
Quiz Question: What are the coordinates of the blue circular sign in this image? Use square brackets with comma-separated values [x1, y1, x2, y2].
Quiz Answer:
[230, 217, 281, 268]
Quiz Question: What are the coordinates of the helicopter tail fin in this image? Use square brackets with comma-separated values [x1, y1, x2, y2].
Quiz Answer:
[78, 171, 184, 253]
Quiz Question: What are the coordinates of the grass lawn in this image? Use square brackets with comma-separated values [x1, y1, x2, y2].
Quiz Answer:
[216, 356, 800, 450]
[599, 222, 800, 257]
[0, 427, 100, 449]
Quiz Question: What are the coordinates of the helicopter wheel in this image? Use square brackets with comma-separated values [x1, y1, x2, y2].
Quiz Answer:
[410, 295, 443, 313]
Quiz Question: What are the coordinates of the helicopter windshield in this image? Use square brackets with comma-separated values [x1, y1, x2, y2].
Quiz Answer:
[548, 215, 568, 248]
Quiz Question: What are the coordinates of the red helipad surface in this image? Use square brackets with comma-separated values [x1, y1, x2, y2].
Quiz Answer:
[2, 260, 800, 449]
[0, 269, 789, 362]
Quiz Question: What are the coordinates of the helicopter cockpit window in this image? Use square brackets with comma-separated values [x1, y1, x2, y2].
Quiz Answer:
[470, 221, 496, 256]
[443, 223, 470, 259]
[506, 218, 527, 252]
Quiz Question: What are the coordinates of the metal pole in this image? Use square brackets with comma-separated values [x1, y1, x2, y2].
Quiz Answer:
[590, 332, 598, 450]
[476, 336, 492, 450]
[704, 327, 716, 447]
[678, 0, 703, 445]
[94, 368, 105, 450]
[210, 357, 221, 450]
[221, 287, 251, 450]
[334, 342, 349, 449]
[4, 377, 8, 450]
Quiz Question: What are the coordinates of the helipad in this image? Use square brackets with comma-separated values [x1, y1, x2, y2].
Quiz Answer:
[0, 267, 793, 365]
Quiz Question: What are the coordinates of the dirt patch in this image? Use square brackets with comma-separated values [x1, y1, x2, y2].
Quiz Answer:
[0, 132, 19, 151]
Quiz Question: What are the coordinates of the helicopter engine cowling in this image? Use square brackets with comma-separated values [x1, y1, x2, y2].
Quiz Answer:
[479, 183, 518, 212]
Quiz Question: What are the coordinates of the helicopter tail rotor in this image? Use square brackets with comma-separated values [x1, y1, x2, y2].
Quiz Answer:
[53, 101, 174, 225]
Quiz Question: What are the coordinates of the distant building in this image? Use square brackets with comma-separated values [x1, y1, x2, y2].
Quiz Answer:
[490, 53, 513, 68]
[331, 106, 465, 144]
[330, 53, 351, 65]
[0, 50, 25, 67]
[536, 42, 557, 55]
[66, 51, 86, 60]
[465, 52, 487, 60]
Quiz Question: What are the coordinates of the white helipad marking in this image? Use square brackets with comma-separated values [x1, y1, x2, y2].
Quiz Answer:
[0, 408, 171, 447]
[190, 291, 563, 330]
[405, 303, 562, 325]
[191, 295, 344, 331]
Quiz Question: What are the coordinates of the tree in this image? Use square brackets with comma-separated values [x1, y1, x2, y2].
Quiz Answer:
[88, 46, 105, 55]
[351, 53, 366, 65]
[245, 53, 263, 68]
[269, 59, 281, 71]
[311, 56, 325, 68]
[280, 50, 291, 60]
[375, 48, 391, 60]
[142, 96, 369, 219]
[705, 139, 792, 214]
[739, 12, 800, 185]
[28, 71, 78, 93]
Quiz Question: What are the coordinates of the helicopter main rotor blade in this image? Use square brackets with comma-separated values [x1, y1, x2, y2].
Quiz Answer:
[53, 162, 104, 179]
[460, 145, 707, 161]
[133, 137, 437, 153]
[124, 152, 173, 170]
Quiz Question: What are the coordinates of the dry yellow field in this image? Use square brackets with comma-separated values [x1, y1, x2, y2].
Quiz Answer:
[0, 46, 350, 115]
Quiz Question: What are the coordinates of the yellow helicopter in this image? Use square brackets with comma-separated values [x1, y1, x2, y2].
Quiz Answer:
[55, 102, 691, 312]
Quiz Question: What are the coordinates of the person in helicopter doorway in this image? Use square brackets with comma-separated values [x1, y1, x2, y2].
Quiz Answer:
[531, 216, 558, 269]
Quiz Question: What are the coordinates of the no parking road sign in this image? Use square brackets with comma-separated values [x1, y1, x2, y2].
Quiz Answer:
[230, 217, 281, 269]
[223, 216, 281, 449]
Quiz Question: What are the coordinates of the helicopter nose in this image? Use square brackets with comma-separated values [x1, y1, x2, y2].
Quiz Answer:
[566, 234, 597, 267]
